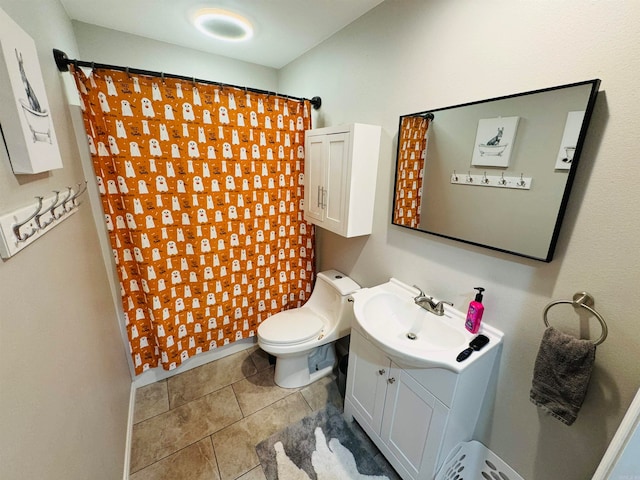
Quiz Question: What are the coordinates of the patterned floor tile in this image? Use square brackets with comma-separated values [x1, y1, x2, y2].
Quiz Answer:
[131, 386, 242, 473]
[167, 350, 257, 408]
[232, 366, 296, 416]
[129, 437, 219, 480]
[134, 380, 169, 424]
[211, 392, 311, 480]
[300, 374, 343, 412]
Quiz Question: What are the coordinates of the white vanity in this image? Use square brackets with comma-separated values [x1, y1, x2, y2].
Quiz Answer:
[344, 279, 504, 480]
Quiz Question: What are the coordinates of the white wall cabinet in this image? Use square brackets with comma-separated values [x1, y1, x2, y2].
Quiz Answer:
[345, 328, 499, 480]
[304, 123, 381, 237]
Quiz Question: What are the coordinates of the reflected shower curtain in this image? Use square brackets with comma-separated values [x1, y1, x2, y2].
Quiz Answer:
[393, 115, 431, 228]
[72, 67, 314, 374]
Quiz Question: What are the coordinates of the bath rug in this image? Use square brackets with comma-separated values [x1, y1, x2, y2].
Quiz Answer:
[256, 403, 400, 480]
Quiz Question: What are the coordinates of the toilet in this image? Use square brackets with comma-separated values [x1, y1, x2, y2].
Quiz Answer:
[257, 269, 360, 388]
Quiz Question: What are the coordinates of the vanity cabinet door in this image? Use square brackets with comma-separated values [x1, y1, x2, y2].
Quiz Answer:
[345, 329, 390, 434]
[380, 364, 449, 480]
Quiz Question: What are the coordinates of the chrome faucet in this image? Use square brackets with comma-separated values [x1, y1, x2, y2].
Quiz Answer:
[413, 285, 453, 316]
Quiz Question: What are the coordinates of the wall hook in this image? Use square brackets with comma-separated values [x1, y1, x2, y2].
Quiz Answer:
[71, 181, 88, 207]
[517, 173, 526, 187]
[35, 191, 59, 229]
[61, 187, 75, 214]
[48, 190, 66, 219]
[13, 196, 43, 242]
[466, 171, 473, 183]
[452, 170, 459, 181]
[0, 182, 85, 258]
[482, 171, 490, 184]
[498, 172, 507, 186]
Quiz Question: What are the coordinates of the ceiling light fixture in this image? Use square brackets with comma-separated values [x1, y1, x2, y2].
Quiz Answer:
[193, 8, 253, 42]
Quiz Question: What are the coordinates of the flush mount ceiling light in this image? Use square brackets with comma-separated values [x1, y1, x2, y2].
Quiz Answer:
[193, 8, 253, 42]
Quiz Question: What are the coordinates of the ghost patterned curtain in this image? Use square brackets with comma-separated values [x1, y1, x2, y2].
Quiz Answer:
[72, 67, 315, 374]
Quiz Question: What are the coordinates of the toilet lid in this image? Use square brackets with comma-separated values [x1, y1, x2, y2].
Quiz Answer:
[258, 309, 325, 345]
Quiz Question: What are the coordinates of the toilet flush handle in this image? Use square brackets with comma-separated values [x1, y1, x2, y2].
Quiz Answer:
[347, 296, 354, 303]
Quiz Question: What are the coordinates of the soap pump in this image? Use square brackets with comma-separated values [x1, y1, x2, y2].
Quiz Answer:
[465, 287, 485, 334]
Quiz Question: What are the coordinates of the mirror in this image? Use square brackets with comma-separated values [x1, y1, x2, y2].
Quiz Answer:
[392, 80, 600, 262]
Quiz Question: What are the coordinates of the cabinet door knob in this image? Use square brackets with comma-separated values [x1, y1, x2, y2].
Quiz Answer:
[388, 377, 396, 384]
[378, 369, 386, 375]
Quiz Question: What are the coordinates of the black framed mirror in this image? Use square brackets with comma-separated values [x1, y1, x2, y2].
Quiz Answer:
[392, 79, 600, 262]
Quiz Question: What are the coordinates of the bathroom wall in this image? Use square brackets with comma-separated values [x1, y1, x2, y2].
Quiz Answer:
[72, 21, 278, 92]
[0, 0, 131, 478]
[279, 1, 640, 479]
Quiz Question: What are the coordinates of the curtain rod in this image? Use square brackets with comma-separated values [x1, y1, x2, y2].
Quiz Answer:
[52, 48, 322, 110]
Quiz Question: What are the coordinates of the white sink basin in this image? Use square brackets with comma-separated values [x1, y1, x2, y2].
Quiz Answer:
[352, 278, 503, 371]
[360, 292, 466, 350]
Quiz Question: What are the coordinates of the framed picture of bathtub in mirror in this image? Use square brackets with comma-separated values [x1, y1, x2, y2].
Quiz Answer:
[471, 116, 519, 167]
[0, 7, 63, 174]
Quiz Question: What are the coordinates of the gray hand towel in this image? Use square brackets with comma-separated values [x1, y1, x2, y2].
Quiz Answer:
[529, 326, 596, 425]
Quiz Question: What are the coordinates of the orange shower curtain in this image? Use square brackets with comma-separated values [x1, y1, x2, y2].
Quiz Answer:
[393, 115, 430, 228]
[72, 67, 315, 374]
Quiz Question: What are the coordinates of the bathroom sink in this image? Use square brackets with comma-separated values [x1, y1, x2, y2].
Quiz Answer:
[351, 278, 503, 372]
[360, 292, 466, 350]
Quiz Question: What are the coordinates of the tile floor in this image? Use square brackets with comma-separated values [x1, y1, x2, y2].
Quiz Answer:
[130, 345, 345, 479]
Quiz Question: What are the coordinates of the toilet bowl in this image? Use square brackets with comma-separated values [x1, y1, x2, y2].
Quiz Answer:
[257, 270, 360, 388]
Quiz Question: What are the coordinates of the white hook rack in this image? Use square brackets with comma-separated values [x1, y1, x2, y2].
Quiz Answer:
[0, 182, 87, 259]
[450, 172, 532, 190]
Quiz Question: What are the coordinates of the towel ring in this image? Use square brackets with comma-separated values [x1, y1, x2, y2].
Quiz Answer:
[543, 292, 608, 345]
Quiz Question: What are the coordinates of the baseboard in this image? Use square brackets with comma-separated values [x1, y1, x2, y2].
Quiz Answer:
[132, 337, 257, 389]
[122, 383, 136, 480]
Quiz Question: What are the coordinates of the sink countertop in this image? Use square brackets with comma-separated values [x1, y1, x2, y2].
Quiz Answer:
[351, 278, 504, 373]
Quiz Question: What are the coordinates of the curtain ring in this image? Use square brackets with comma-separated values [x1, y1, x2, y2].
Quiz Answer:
[161, 72, 165, 84]
[125, 66, 130, 78]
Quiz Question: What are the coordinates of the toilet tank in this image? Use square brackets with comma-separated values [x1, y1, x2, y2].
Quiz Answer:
[306, 270, 360, 337]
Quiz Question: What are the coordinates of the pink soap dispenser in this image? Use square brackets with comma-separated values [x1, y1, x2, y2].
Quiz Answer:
[465, 287, 485, 334]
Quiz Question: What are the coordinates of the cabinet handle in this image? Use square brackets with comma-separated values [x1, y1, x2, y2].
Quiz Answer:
[317, 186, 322, 208]
[378, 369, 386, 375]
[388, 377, 396, 384]
[321, 187, 327, 209]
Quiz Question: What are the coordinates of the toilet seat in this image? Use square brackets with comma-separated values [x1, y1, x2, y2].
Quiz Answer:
[258, 309, 325, 346]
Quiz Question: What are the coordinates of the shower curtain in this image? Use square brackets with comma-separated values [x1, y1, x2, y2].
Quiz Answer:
[393, 115, 431, 229]
[72, 67, 315, 374]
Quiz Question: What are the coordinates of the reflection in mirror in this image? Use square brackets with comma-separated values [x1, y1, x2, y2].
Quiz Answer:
[392, 80, 600, 262]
